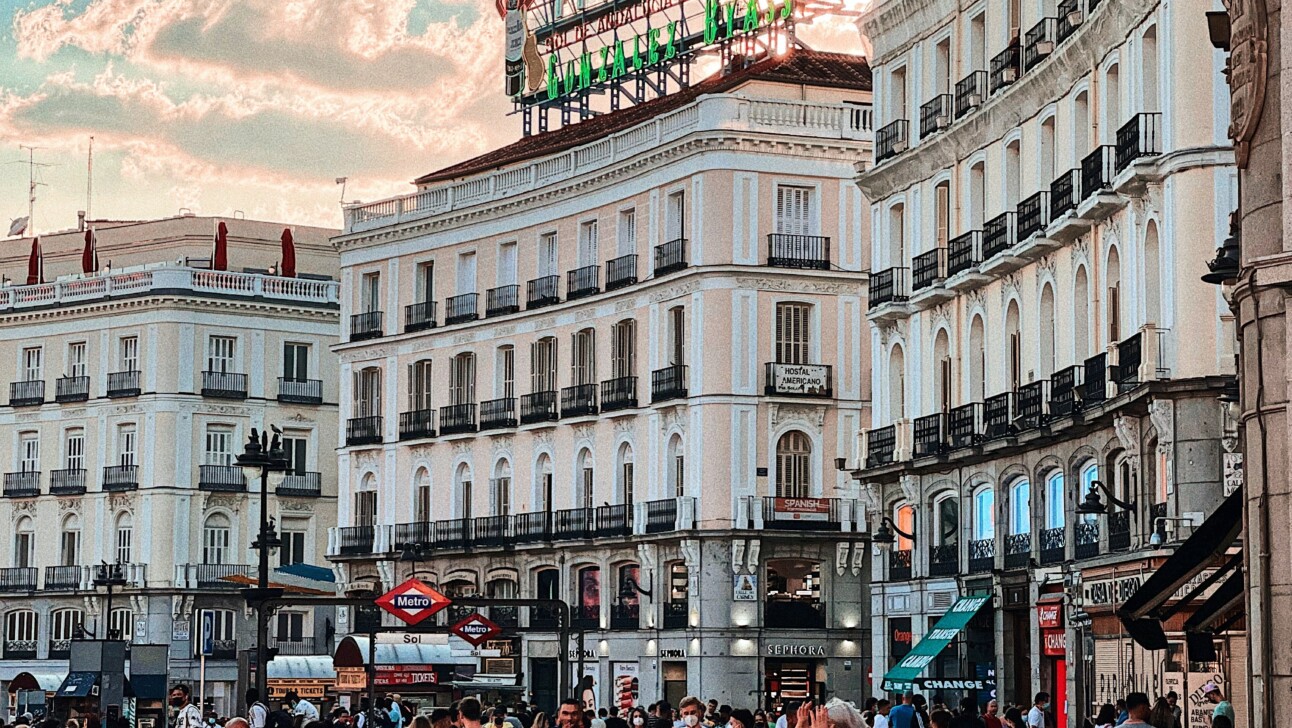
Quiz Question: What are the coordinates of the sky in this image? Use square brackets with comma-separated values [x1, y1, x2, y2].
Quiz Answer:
[0, 0, 866, 232]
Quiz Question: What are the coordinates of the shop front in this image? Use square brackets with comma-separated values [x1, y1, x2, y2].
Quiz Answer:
[881, 596, 991, 701]
[267, 657, 336, 708]
[8, 673, 60, 720]
[761, 638, 863, 709]
[1036, 597, 1067, 728]
[332, 636, 475, 709]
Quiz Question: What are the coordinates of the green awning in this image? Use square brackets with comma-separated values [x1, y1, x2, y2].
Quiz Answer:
[882, 595, 990, 692]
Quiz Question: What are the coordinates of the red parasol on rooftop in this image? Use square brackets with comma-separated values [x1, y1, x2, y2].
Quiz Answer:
[26, 238, 43, 285]
[213, 220, 229, 271]
[280, 228, 296, 277]
[82, 228, 99, 274]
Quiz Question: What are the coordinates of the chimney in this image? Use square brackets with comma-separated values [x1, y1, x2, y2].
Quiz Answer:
[77, 211, 86, 232]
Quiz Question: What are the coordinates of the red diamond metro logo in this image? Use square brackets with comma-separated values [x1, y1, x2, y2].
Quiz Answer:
[375, 578, 453, 626]
[450, 612, 503, 646]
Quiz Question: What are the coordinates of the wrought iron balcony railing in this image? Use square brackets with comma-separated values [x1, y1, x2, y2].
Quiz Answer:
[983, 211, 1017, 259]
[398, 409, 437, 440]
[445, 293, 479, 325]
[920, 94, 954, 137]
[1115, 113, 1163, 172]
[1017, 191, 1050, 240]
[654, 238, 688, 275]
[55, 376, 90, 403]
[103, 464, 139, 492]
[948, 402, 984, 448]
[989, 45, 1022, 92]
[50, 468, 86, 495]
[9, 380, 44, 407]
[439, 403, 478, 434]
[1075, 521, 1100, 559]
[1050, 169, 1080, 220]
[527, 275, 561, 309]
[3, 471, 40, 498]
[404, 300, 437, 332]
[865, 425, 896, 468]
[480, 397, 518, 430]
[486, 285, 520, 317]
[566, 265, 601, 300]
[278, 378, 323, 404]
[954, 71, 988, 118]
[277, 471, 322, 497]
[346, 415, 383, 446]
[912, 248, 948, 291]
[107, 370, 141, 398]
[1040, 526, 1065, 565]
[198, 465, 244, 492]
[520, 390, 559, 424]
[913, 413, 947, 458]
[1049, 365, 1082, 417]
[560, 384, 598, 417]
[1004, 533, 1032, 569]
[1080, 145, 1116, 200]
[875, 119, 910, 163]
[888, 549, 913, 581]
[984, 392, 1015, 439]
[929, 544, 959, 577]
[868, 267, 909, 308]
[968, 538, 995, 573]
[768, 234, 831, 270]
[350, 311, 383, 341]
[201, 371, 247, 399]
[605, 254, 638, 291]
[600, 376, 638, 412]
[947, 231, 983, 277]
[1024, 18, 1058, 70]
[1083, 352, 1109, 406]
[651, 365, 687, 403]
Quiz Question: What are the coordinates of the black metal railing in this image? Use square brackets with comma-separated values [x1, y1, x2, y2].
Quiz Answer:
[439, 403, 478, 434]
[50, 468, 86, 495]
[480, 397, 517, 430]
[601, 376, 638, 412]
[947, 231, 983, 276]
[663, 601, 688, 629]
[107, 370, 141, 397]
[868, 267, 910, 308]
[920, 94, 954, 137]
[560, 384, 598, 417]
[405, 300, 437, 332]
[989, 45, 1022, 92]
[606, 254, 638, 290]
[1040, 527, 1065, 564]
[103, 465, 139, 492]
[948, 402, 984, 448]
[983, 212, 1017, 259]
[445, 293, 479, 325]
[486, 285, 520, 317]
[929, 544, 959, 577]
[520, 390, 559, 424]
[337, 525, 375, 555]
[645, 498, 680, 533]
[912, 248, 948, 291]
[984, 392, 1015, 439]
[55, 376, 90, 403]
[346, 415, 383, 445]
[768, 234, 831, 270]
[553, 507, 595, 540]
[1015, 380, 1049, 429]
[1004, 533, 1032, 569]
[1080, 146, 1116, 200]
[527, 275, 561, 308]
[571, 605, 600, 630]
[913, 413, 947, 457]
[278, 378, 323, 404]
[1075, 521, 1100, 559]
[198, 465, 244, 492]
[0, 568, 37, 592]
[1024, 18, 1058, 69]
[1115, 332, 1143, 391]
[567, 265, 601, 300]
[277, 471, 322, 497]
[875, 119, 910, 163]
[45, 565, 82, 591]
[865, 425, 897, 468]
[655, 238, 688, 275]
[1057, 0, 1083, 42]
[766, 600, 825, 629]
[888, 549, 913, 581]
[193, 564, 253, 589]
[1083, 352, 1108, 405]
[3, 472, 40, 497]
[596, 503, 632, 537]
[651, 365, 688, 403]
[9, 380, 44, 406]
[1050, 169, 1080, 220]
[201, 371, 247, 399]
[1108, 510, 1132, 551]
[955, 71, 989, 118]
[610, 602, 640, 630]
[1115, 112, 1163, 172]
[1017, 191, 1050, 240]
[1049, 365, 1082, 417]
[969, 538, 995, 573]
[350, 310, 383, 341]
[399, 409, 438, 440]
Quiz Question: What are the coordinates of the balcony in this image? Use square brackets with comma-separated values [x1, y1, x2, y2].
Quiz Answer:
[1040, 527, 1065, 565]
[600, 376, 638, 412]
[919, 94, 953, 137]
[486, 285, 520, 317]
[654, 238, 688, 275]
[0, 568, 37, 593]
[651, 365, 688, 403]
[1115, 332, 1143, 392]
[1058, 0, 1084, 41]
[346, 415, 383, 446]
[1080, 146, 1117, 203]
[888, 549, 912, 581]
[947, 231, 983, 278]
[954, 71, 989, 118]
[911, 248, 948, 292]
[989, 45, 1022, 93]
[476, 515, 512, 547]
[913, 413, 947, 458]
[9, 380, 44, 407]
[566, 265, 601, 301]
[929, 544, 959, 577]
[968, 538, 995, 573]
[350, 311, 383, 341]
[560, 384, 598, 417]
[1004, 533, 1031, 569]
[1108, 510, 1132, 551]
[982, 212, 1017, 259]
[1049, 365, 1082, 417]
[3, 472, 40, 498]
[766, 600, 825, 629]
[1075, 521, 1100, 559]
[663, 601, 688, 629]
[768, 234, 831, 270]
[765, 362, 832, 397]
[201, 371, 247, 399]
[606, 254, 638, 291]
[610, 602, 640, 630]
[527, 275, 561, 309]
[439, 403, 478, 435]
[199, 465, 245, 492]
[337, 525, 375, 555]
[445, 293, 479, 325]
[1023, 18, 1058, 70]
[50, 468, 86, 496]
[865, 424, 896, 468]
[55, 376, 90, 403]
[1049, 169, 1080, 221]
[1016, 191, 1050, 241]
[405, 300, 438, 332]
[399, 409, 438, 440]
[277, 471, 322, 497]
[645, 498, 680, 534]
[571, 604, 600, 631]
[759, 496, 845, 531]
[1015, 380, 1049, 430]
[596, 503, 632, 537]
[984, 392, 1015, 439]
[1115, 113, 1163, 173]
[103, 464, 139, 491]
[553, 507, 594, 540]
[948, 403, 984, 448]
[1083, 352, 1109, 406]
[875, 119, 910, 164]
[278, 378, 323, 404]
[191, 564, 254, 589]
[480, 397, 518, 430]
[107, 370, 141, 398]
[520, 391, 559, 424]
[868, 267, 909, 309]
[270, 638, 327, 656]
[45, 565, 83, 591]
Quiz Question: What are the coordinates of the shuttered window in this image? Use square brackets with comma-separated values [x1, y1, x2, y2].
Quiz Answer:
[775, 303, 811, 364]
[669, 307, 686, 366]
[407, 360, 433, 411]
[618, 209, 636, 255]
[665, 191, 685, 242]
[572, 329, 596, 385]
[497, 243, 517, 286]
[579, 221, 599, 267]
[354, 368, 382, 418]
[775, 431, 811, 497]
[450, 353, 476, 405]
[531, 338, 557, 392]
[497, 346, 515, 399]
[539, 233, 558, 277]
[611, 320, 636, 379]
[776, 186, 814, 236]
[354, 490, 377, 527]
[935, 182, 951, 247]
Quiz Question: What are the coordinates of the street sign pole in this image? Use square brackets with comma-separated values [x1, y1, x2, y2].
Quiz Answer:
[199, 610, 214, 715]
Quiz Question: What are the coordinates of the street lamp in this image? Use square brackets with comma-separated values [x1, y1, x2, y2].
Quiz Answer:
[92, 563, 129, 639]
[871, 516, 915, 551]
[236, 428, 288, 704]
[1074, 480, 1136, 516]
[1149, 517, 1197, 546]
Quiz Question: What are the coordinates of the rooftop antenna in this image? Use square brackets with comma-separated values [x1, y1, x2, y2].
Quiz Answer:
[336, 177, 348, 204]
[86, 136, 94, 223]
[10, 145, 53, 236]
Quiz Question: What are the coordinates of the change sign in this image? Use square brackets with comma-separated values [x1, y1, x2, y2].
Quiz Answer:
[451, 613, 504, 647]
[375, 578, 453, 626]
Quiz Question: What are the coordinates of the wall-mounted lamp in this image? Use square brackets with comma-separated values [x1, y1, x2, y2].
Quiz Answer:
[1075, 480, 1136, 516]
[872, 516, 915, 551]
[1202, 212, 1240, 285]
[834, 457, 848, 471]
[1206, 11, 1231, 51]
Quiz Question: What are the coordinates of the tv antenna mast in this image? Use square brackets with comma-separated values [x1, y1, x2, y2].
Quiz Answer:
[9, 145, 54, 235]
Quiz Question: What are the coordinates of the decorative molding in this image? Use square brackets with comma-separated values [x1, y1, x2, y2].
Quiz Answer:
[769, 403, 827, 428]
[614, 299, 637, 312]
[453, 333, 473, 345]
[532, 317, 557, 330]
[745, 539, 761, 573]
[1148, 399, 1175, 494]
[575, 308, 596, 322]
[111, 404, 144, 415]
[492, 325, 517, 337]
[203, 493, 242, 514]
[285, 413, 316, 424]
[12, 500, 37, 517]
[342, 346, 391, 363]
[613, 418, 635, 436]
[409, 444, 435, 458]
[279, 501, 314, 513]
[1113, 415, 1140, 463]
[650, 281, 700, 303]
[354, 450, 381, 469]
[201, 404, 250, 417]
[452, 440, 473, 457]
[733, 541, 747, 575]
[1224, 0, 1269, 168]
[966, 288, 987, 313]
[1036, 255, 1057, 279]
[931, 303, 952, 332]
[108, 493, 133, 513]
[899, 474, 919, 504]
[850, 542, 865, 576]
[1000, 273, 1022, 306]
[733, 277, 857, 296]
[491, 436, 515, 458]
[58, 498, 81, 514]
[1072, 237, 1090, 268]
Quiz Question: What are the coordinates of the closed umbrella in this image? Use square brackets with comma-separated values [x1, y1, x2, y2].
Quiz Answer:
[26, 238, 43, 285]
[213, 220, 228, 271]
[280, 228, 296, 277]
[82, 228, 98, 273]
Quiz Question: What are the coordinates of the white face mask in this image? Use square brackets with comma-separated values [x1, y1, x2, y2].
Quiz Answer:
[634, 720, 645, 725]
[683, 717, 700, 727]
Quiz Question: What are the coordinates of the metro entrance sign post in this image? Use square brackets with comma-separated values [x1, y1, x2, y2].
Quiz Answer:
[451, 613, 504, 647]
[375, 578, 453, 626]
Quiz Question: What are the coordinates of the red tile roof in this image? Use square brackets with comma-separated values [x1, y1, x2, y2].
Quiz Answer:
[415, 48, 871, 185]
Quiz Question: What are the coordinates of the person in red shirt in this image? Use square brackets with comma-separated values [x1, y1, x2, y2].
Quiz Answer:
[981, 701, 1001, 728]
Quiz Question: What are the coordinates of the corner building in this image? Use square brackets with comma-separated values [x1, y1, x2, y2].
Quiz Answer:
[329, 51, 875, 710]
[855, 1, 1243, 725]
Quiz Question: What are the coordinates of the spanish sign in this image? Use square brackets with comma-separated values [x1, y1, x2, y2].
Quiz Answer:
[375, 578, 453, 626]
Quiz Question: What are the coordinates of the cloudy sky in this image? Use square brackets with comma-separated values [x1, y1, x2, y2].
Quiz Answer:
[0, 0, 864, 232]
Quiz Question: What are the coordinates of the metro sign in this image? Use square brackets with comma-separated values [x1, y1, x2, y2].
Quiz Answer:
[375, 578, 452, 626]
[450, 613, 503, 647]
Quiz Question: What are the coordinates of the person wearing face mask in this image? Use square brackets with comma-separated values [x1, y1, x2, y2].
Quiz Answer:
[171, 685, 204, 728]
[629, 708, 649, 728]
[1024, 694, 1047, 728]
[675, 698, 705, 728]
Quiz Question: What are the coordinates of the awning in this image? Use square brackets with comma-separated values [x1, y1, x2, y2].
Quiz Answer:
[55, 673, 98, 698]
[333, 636, 475, 669]
[219, 565, 335, 595]
[9, 673, 63, 693]
[881, 595, 990, 692]
[277, 563, 337, 583]
[447, 682, 527, 692]
[1118, 490, 1244, 649]
[268, 656, 336, 681]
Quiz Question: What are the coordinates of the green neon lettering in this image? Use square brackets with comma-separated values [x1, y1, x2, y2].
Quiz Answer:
[598, 47, 610, 82]
[633, 34, 643, 69]
[613, 40, 628, 77]
[724, 2, 736, 38]
[648, 27, 660, 64]
[780, 0, 792, 20]
[546, 55, 559, 100]
[564, 60, 576, 94]
[665, 21, 678, 58]
[764, 1, 774, 26]
[704, 0, 720, 44]
[579, 52, 592, 88]
[743, 0, 759, 31]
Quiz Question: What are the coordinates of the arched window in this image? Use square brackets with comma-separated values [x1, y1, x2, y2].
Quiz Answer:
[60, 513, 81, 567]
[933, 329, 952, 412]
[1141, 26, 1159, 112]
[4, 610, 37, 658]
[972, 485, 995, 541]
[444, 576, 479, 623]
[1039, 116, 1056, 182]
[577, 565, 601, 622]
[1039, 283, 1056, 376]
[114, 512, 133, 565]
[576, 449, 594, 508]
[1074, 91, 1091, 156]
[934, 181, 951, 247]
[775, 432, 811, 498]
[1103, 64, 1121, 144]
[355, 474, 378, 527]
[109, 608, 133, 642]
[616, 563, 642, 620]
[968, 162, 986, 229]
[969, 315, 986, 401]
[203, 513, 231, 564]
[51, 608, 84, 654]
[888, 203, 906, 266]
[667, 435, 685, 498]
[933, 494, 959, 547]
[894, 503, 915, 551]
[535, 454, 554, 512]
[1009, 478, 1031, 535]
[616, 444, 635, 505]
[455, 463, 474, 519]
[1006, 300, 1022, 390]
[888, 344, 906, 421]
[1107, 246, 1123, 344]
[1074, 264, 1091, 360]
[1044, 471, 1065, 529]
[414, 468, 431, 523]
[486, 577, 519, 626]
[1004, 140, 1021, 205]
[13, 517, 33, 569]
[491, 459, 512, 516]
[1144, 221, 1161, 327]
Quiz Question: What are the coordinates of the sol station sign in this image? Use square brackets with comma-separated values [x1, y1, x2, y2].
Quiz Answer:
[451, 613, 504, 646]
[375, 578, 453, 626]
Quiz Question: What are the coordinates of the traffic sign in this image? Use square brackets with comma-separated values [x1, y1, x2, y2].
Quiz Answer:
[375, 578, 452, 626]
[450, 612, 503, 646]
[200, 610, 215, 656]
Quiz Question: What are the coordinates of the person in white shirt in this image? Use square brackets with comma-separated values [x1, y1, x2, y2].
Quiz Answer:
[246, 689, 268, 728]
[1025, 693, 1049, 728]
[170, 685, 204, 728]
[872, 700, 892, 728]
[287, 691, 320, 722]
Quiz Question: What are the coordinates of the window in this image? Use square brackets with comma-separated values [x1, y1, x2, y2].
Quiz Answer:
[4, 611, 36, 647]
[355, 367, 382, 418]
[618, 445, 635, 505]
[282, 432, 307, 475]
[934, 181, 951, 247]
[204, 425, 235, 466]
[1040, 117, 1056, 182]
[775, 431, 811, 498]
[115, 513, 133, 564]
[1074, 266, 1091, 360]
[667, 436, 685, 498]
[280, 525, 307, 566]
[118, 336, 139, 372]
[415, 262, 435, 303]
[408, 360, 433, 412]
[579, 220, 599, 267]
[207, 336, 236, 373]
[67, 342, 87, 378]
[933, 38, 951, 94]
[1045, 472, 1065, 529]
[531, 337, 558, 392]
[456, 251, 477, 294]
[51, 609, 82, 643]
[492, 461, 512, 516]
[1039, 284, 1056, 376]
[13, 518, 33, 568]
[1079, 461, 1099, 524]
[775, 303, 811, 364]
[775, 186, 815, 236]
[1005, 141, 1021, 206]
[894, 504, 915, 550]
[972, 486, 995, 541]
[202, 513, 231, 564]
[19, 432, 38, 472]
[1009, 479, 1031, 535]
[1107, 247, 1123, 343]
[888, 345, 906, 421]
[498, 242, 518, 286]
[577, 450, 594, 508]
[968, 162, 986, 229]
[456, 465, 474, 519]
[497, 346, 515, 399]
[109, 608, 133, 641]
[572, 328, 596, 385]
[970, 315, 986, 401]
[450, 353, 476, 405]
[414, 469, 432, 522]
[668, 306, 686, 366]
[361, 272, 381, 312]
[578, 565, 601, 614]
[60, 515, 80, 566]
[65, 428, 85, 470]
[21, 347, 41, 381]
[536, 455, 554, 512]
[888, 204, 906, 265]
[283, 342, 310, 381]
[969, 14, 986, 71]
[665, 190, 686, 242]
[889, 65, 908, 120]
[1006, 302, 1022, 391]
[934, 496, 959, 547]
[1104, 64, 1121, 145]
[355, 487, 377, 527]
[611, 320, 636, 379]
[118, 424, 137, 467]
[275, 612, 306, 644]
[539, 233, 559, 277]
[617, 209, 636, 255]
[933, 329, 952, 413]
